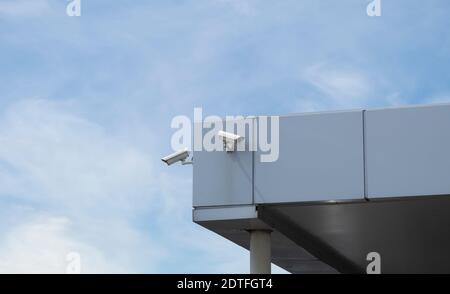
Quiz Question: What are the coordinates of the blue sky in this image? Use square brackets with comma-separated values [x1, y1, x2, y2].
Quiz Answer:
[0, 0, 449, 273]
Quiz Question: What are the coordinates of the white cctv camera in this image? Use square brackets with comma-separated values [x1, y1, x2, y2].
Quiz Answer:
[218, 131, 244, 152]
[161, 148, 192, 166]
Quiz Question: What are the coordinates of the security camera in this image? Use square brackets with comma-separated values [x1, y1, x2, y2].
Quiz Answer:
[161, 148, 191, 166]
[218, 131, 244, 152]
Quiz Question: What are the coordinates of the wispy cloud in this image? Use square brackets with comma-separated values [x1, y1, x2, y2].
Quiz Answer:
[0, 99, 167, 273]
[215, 0, 258, 15]
[0, 99, 155, 213]
[0, 215, 126, 273]
[425, 94, 450, 104]
[0, 0, 51, 18]
[0, 0, 449, 274]
[0, 99, 256, 273]
[302, 63, 372, 108]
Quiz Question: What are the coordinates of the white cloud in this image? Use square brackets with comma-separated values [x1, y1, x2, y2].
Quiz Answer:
[0, 99, 251, 273]
[215, 0, 257, 16]
[0, 215, 118, 274]
[0, 0, 51, 18]
[0, 99, 154, 213]
[384, 92, 409, 107]
[0, 99, 165, 273]
[0, 213, 167, 274]
[302, 63, 372, 108]
[425, 94, 450, 104]
[294, 97, 329, 113]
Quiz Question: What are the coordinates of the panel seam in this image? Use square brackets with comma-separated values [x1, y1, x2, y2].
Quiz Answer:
[362, 110, 368, 200]
[252, 117, 255, 205]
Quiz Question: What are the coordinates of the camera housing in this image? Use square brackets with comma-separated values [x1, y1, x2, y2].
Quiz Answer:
[218, 131, 244, 152]
[161, 149, 190, 166]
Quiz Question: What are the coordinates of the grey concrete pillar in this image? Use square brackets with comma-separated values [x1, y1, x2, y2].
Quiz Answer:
[249, 230, 272, 274]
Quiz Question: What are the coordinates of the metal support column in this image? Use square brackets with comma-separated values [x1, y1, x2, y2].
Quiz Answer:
[249, 230, 272, 274]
